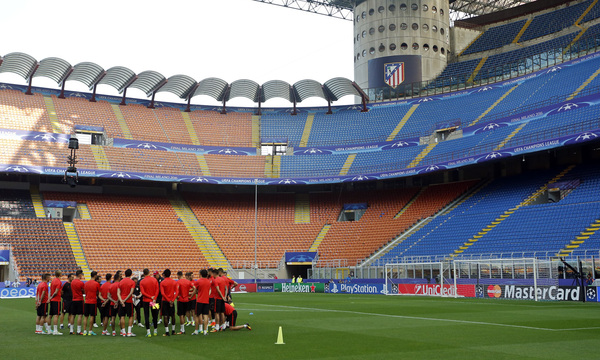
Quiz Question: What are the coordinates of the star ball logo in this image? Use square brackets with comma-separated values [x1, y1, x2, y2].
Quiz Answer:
[487, 285, 502, 298]
[586, 287, 597, 301]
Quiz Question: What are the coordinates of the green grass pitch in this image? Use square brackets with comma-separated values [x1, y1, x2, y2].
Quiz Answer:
[2, 293, 600, 359]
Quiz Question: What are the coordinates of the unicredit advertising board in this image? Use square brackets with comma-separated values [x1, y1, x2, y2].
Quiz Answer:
[392, 283, 475, 297]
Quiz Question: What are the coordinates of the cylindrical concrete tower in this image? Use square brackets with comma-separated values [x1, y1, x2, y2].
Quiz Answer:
[353, 0, 450, 95]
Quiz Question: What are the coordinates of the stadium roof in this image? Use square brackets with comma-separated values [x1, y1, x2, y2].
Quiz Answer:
[254, 0, 539, 21]
[449, 0, 537, 18]
[0, 52, 368, 112]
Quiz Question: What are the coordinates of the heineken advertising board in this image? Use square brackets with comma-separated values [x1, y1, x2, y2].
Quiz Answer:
[274, 283, 324, 293]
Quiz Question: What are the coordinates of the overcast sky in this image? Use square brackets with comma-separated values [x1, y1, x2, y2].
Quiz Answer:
[0, 0, 354, 107]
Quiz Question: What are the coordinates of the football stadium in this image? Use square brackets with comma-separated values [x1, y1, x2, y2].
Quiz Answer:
[2, 0, 600, 358]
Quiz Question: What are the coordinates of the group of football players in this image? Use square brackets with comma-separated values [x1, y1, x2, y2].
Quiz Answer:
[35, 267, 251, 336]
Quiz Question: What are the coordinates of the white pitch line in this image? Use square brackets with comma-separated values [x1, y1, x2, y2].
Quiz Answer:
[237, 303, 588, 332]
[559, 327, 600, 331]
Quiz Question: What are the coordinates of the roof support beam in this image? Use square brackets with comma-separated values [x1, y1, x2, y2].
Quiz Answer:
[221, 85, 231, 115]
[291, 85, 298, 116]
[184, 84, 200, 113]
[352, 81, 369, 112]
[25, 64, 39, 95]
[147, 81, 168, 109]
[90, 72, 107, 103]
[324, 85, 332, 115]
[119, 76, 138, 106]
[256, 85, 262, 116]
[58, 68, 74, 99]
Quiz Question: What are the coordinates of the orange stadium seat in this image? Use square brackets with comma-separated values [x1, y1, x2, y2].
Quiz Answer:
[188, 110, 253, 147]
[43, 192, 210, 275]
[0, 90, 53, 132]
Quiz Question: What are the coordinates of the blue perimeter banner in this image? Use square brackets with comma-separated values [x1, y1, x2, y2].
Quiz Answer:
[112, 138, 257, 156]
[0, 286, 36, 299]
[0, 249, 9, 264]
[0, 127, 599, 185]
[285, 252, 317, 264]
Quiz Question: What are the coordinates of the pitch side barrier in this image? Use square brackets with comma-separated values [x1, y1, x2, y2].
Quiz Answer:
[4, 281, 597, 302]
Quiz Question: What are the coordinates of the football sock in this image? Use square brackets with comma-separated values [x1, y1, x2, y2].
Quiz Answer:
[127, 326, 132, 334]
[70, 325, 74, 333]
[77, 326, 81, 333]
[53, 325, 57, 332]
[199, 325, 203, 332]
[146, 329, 150, 335]
[171, 324, 175, 332]
[180, 325, 184, 332]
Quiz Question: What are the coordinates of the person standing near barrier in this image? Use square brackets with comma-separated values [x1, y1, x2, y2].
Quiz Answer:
[140, 268, 160, 337]
[35, 273, 51, 334]
[48, 270, 63, 335]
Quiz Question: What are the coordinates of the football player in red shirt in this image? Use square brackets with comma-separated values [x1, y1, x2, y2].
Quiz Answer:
[208, 269, 217, 328]
[48, 270, 63, 335]
[69, 270, 85, 335]
[222, 270, 237, 303]
[99, 273, 112, 336]
[176, 270, 192, 335]
[35, 273, 51, 334]
[159, 269, 177, 336]
[212, 269, 227, 332]
[190, 269, 211, 335]
[186, 272, 196, 327]
[224, 302, 251, 331]
[139, 268, 160, 337]
[118, 269, 136, 337]
[109, 272, 121, 336]
[83, 271, 105, 335]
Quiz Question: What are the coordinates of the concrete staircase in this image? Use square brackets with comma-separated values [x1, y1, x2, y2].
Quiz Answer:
[557, 218, 600, 257]
[110, 104, 133, 139]
[308, 224, 331, 252]
[43, 96, 63, 133]
[63, 222, 91, 280]
[90, 145, 111, 170]
[294, 194, 310, 224]
[169, 195, 230, 270]
[29, 185, 46, 218]
[181, 112, 201, 145]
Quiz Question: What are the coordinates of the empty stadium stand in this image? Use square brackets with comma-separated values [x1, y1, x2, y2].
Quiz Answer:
[42, 192, 211, 275]
[0, 188, 78, 279]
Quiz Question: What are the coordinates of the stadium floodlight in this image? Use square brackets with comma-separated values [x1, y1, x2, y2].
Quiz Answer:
[63, 136, 79, 188]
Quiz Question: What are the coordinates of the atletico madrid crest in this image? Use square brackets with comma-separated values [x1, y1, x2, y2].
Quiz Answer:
[384, 62, 404, 88]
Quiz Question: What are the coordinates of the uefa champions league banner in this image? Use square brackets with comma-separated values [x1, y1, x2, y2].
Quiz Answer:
[462, 91, 600, 137]
[112, 138, 257, 156]
[1, 127, 600, 185]
[293, 137, 420, 156]
[0, 128, 70, 143]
